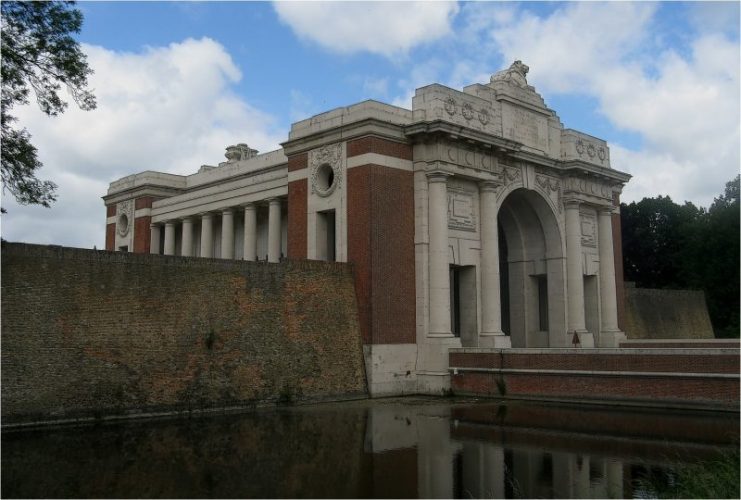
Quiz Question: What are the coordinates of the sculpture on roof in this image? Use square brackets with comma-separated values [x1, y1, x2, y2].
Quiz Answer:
[490, 60, 530, 88]
[225, 143, 258, 163]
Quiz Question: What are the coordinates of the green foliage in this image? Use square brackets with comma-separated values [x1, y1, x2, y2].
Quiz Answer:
[1, 1, 95, 208]
[635, 447, 740, 499]
[621, 176, 740, 338]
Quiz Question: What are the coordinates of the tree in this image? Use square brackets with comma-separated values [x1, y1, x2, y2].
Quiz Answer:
[620, 195, 703, 288]
[621, 176, 740, 338]
[1, 1, 95, 209]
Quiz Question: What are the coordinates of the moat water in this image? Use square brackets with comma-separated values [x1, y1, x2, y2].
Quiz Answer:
[2, 397, 738, 499]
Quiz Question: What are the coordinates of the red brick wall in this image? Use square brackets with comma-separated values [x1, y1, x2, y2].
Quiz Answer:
[135, 197, 154, 210]
[450, 350, 740, 407]
[287, 179, 308, 259]
[348, 164, 415, 345]
[346, 137, 412, 160]
[449, 351, 739, 373]
[105, 223, 115, 251]
[348, 167, 373, 344]
[288, 152, 308, 172]
[106, 205, 116, 217]
[613, 193, 626, 331]
[133, 216, 151, 254]
[1, 242, 366, 425]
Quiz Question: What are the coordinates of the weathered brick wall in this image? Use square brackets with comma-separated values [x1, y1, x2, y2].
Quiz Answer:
[449, 348, 739, 409]
[1, 242, 366, 425]
[624, 287, 714, 339]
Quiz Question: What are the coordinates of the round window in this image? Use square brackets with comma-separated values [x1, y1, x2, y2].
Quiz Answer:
[117, 213, 129, 236]
[314, 163, 337, 196]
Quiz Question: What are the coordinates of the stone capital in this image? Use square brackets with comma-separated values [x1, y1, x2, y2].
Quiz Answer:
[221, 207, 234, 215]
[479, 180, 502, 193]
[563, 199, 581, 210]
[426, 171, 451, 183]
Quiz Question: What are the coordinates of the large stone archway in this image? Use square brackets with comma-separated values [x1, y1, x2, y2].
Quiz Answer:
[497, 188, 567, 347]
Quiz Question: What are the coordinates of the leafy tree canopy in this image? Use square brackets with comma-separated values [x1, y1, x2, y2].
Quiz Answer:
[1, 0, 95, 208]
[621, 175, 740, 338]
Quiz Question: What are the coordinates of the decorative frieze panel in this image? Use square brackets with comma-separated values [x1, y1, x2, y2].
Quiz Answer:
[445, 143, 500, 174]
[309, 143, 343, 197]
[503, 165, 522, 186]
[564, 177, 614, 202]
[447, 187, 476, 231]
[412, 85, 503, 136]
[562, 130, 610, 168]
[580, 213, 597, 247]
[535, 170, 563, 212]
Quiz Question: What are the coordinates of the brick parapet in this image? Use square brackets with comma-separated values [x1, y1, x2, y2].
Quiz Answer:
[1, 242, 366, 426]
[449, 348, 740, 409]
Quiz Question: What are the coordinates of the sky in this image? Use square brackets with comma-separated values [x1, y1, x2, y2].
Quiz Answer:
[2, 1, 739, 249]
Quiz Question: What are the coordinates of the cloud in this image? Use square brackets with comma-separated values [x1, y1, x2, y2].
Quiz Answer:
[273, 1, 459, 57]
[2, 37, 285, 248]
[468, 2, 740, 207]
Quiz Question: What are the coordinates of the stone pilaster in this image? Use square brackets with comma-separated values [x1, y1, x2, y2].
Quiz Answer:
[221, 208, 234, 259]
[243, 203, 257, 261]
[565, 201, 587, 336]
[200, 213, 213, 258]
[598, 208, 625, 346]
[479, 181, 508, 347]
[163, 221, 176, 256]
[181, 217, 193, 257]
[267, 198, 281, 263]
[149, 224, 160, 255]
[427, 172, 452, 337]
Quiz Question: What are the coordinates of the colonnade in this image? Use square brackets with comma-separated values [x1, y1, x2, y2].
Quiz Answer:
[150, 198, 283, 262]
[426, 172, 621, 345]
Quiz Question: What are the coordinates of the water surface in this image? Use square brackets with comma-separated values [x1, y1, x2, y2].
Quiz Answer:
[2, 397, 738, 498]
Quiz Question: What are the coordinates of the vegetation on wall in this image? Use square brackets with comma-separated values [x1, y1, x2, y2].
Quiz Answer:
[621, 176, 740, 338]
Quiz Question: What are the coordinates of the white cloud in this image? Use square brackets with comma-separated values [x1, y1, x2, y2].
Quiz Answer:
[471, 2, 740, 207]
[273, 1, 459, 57]
[2, 38, 285, 248]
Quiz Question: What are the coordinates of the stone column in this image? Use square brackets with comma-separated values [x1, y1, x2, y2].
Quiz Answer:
[200, 213, 213, 258]
[181, 217, 194, 257]
[565, 201, 587, 335]
[598, 207, 623, 345]
[221, 208, 235, 259]
[243, 203, 257, 261]
[163, 221, 176, 256]
[427, 172, 452, 336]
[149, 224, 161, 254]
[267, 198, 281, 263]
[479, 181, 506, 346]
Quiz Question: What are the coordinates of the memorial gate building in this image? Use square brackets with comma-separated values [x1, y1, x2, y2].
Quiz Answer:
[104, 61, 631, 395]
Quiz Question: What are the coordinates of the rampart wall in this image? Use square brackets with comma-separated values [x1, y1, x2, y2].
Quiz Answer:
[624, 286, 714, 339]
[1, 242, 366, 426]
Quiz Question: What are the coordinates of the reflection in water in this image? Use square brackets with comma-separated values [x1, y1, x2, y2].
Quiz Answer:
[2, 398, 738, 498]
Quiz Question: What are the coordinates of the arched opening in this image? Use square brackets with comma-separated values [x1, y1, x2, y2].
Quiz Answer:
[497, 188, 566, 347]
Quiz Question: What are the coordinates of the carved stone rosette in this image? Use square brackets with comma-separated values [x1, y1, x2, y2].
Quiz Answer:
[116, 200, 134, 237]
[309, 143, 343, 197]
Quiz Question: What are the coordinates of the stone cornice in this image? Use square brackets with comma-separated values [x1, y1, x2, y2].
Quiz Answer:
[281, 117, 408, 156]
[404, 119, 522, 154]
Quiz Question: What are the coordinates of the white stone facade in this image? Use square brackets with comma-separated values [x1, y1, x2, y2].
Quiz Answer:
[104, 61, 630, 396]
